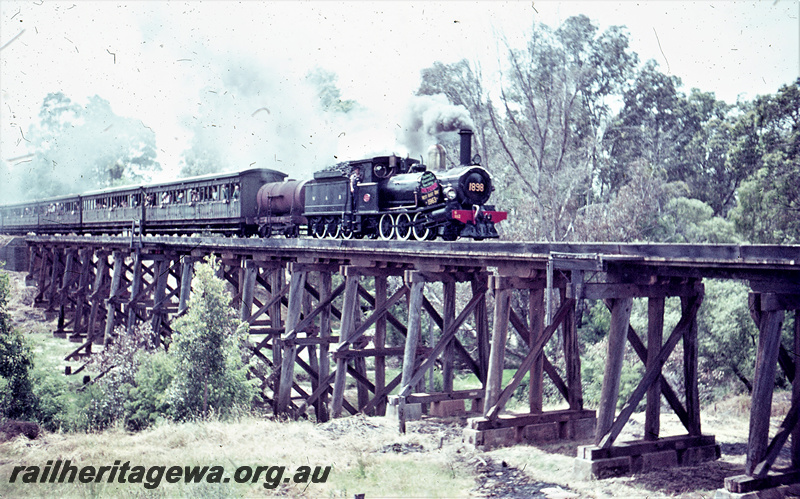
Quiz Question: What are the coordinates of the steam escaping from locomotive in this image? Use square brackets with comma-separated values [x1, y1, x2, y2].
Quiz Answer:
[398, 94, 474, 157]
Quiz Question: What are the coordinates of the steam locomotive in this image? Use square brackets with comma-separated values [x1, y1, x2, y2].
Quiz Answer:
[0, 129, 506, 241]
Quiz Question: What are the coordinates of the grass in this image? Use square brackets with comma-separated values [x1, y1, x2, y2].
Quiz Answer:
[1, 415, 475, 498]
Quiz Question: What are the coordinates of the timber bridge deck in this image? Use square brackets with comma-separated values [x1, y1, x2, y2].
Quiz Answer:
[20, 235, 800, 495]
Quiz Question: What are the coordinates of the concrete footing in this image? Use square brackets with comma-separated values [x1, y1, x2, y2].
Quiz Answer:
[574, 434, 720, 479]
[0, 237, 29, 271]
[714, 485, 800, 499]
[717, 470, 800, 498]
[386, 401, 422, 421]
[463, 410, 596, 451]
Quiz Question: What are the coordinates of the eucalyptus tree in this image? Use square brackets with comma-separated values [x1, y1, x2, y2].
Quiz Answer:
[601, 60, 682, 199]
[488, 15, 637, 241]
[731, 79, 800, 243]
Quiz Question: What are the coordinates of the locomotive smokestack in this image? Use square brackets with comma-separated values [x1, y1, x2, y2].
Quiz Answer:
[459, 129, 473, 165]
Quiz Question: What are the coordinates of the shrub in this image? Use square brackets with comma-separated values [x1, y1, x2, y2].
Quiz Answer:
[166, 256, 256, 421]
[0, 271, 38, 421]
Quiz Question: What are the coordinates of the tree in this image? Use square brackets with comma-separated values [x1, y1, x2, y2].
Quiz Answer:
[0, 271, 37, 421]
[20, 93, 160, 200]
[166, 257, 255, 420]
[488, 15, 637, 240]
[653, 197, 739, 243]
[697, 280, 759, 394]
[601, 60, 682, 199]
[730, 79, 800, 243]
[306, 68, 359, 114]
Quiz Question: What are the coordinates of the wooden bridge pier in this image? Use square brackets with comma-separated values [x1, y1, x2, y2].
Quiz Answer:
[574, 273, 719, 479]
[388, 268, 491, 432]
[464, 258, 596, 450]
[722, 285, 800, 495]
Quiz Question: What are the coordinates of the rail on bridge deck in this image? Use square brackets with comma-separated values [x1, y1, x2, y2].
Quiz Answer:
[19, 235, 800, 494]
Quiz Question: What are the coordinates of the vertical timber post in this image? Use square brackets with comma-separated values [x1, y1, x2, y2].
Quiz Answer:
[331, 269, 360, 418]
[442, 279, 456, 393]
[485, 282, 512, 415]
[564, 272, 583, 410]
[399, 272, 425, 433]
[150, 256, 170, 348]
[71, 249, 94, 340]
[596, 297, 633, 444]
[276, 268, 307, 415]
[87, 251, 109, 345]
[317, 271, 332, 421]
[683, 287, 702, 436]
[529, 287, 545, 413]
[746, 294, 785, 475]
[126, 250, 144, 333]
[239, 260, 257, 321]
[645, 296, 665, 440]
[472, 276, 490, 384]
[56, 249, 76, 334]
[373, 275, 387, 416]
[178, 256, 194, 315]
[103, 250, 126, 345]
[46, 247, 63, 309]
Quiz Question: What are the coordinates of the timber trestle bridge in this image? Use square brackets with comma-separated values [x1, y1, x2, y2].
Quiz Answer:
[19, 235, 800, 494]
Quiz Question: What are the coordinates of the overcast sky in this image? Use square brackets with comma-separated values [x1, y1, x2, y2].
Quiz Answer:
[1, 0, 798, 180]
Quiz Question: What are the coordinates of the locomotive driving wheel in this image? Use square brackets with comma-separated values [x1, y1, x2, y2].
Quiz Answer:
[378, 213, 395, 240]
[395, 213, 412, 240]
[412, 212, 434, 241]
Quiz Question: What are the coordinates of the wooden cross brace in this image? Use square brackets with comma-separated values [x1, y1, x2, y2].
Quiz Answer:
[596, 293, 703, 449]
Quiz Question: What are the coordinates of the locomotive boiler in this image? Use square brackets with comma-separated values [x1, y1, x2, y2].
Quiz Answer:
[255, 128, 506, 240]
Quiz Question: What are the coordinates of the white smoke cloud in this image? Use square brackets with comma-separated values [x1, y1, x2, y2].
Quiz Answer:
[396, 94, 474, 158]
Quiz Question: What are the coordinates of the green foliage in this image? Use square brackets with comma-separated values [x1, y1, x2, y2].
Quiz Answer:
[654, 197, 740, 243]
[124, 350, 175, 430]
[166, 257, 256, 421]
[76, 324, 152, 431]
[723, 79, 800, 243]
[61, 258, 255, 431]
[0, 271, 38, 421]
[30, 367, 71, 431]
[697, 280, 759, 395]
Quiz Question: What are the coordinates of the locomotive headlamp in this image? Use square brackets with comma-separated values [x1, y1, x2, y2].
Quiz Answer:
[444, 187, 457, 200]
